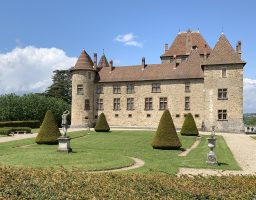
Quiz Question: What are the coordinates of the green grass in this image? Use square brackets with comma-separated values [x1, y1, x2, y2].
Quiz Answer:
[0, 130, 240, 174]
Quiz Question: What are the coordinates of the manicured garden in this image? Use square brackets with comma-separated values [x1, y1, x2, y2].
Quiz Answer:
[0, 130, 240, 173]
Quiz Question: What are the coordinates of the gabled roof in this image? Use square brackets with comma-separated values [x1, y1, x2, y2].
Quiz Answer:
[203, 34, 245, 65]
[73, 49, 94, 71]
[161, 30, 212, 57]
[98, 49, 203, 83]
[98, 54, 109, 68]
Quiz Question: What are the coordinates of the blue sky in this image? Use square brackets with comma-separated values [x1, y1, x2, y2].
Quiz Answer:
[0, 0, 255, 112]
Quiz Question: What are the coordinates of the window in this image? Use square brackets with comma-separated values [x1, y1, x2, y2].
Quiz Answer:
[181, 57, 187, 62]
[145, 98, 153, 110]
[95, 115, 98, 119]
[96, 85, 103, 94]
[170, 57, 174, 63]
[218, 110, 227, 120]
[113, 98, 121, 110]
[176, 114, 180, 118]
[218, 88, 228, 100]
[127, 83, 135, 94]
[147, 114, 151, 117]
[128, 114, 132, 118]
[222, 68, 227, 78]
[77, 84, 84, 95]
[195, 114, 200, 118]
[84, 99, 90, 110]
[159, 97, 167, 110]
[185, 97, 190, 110]
[127, 98, 134, 110]
[88, 72, 91, 80]
[113, 84, 121, 94]
[96, 98, 103, 110]
[115, 114, 119, 117]
[185, 82, 190, 93]
[152, 83, 161, 93]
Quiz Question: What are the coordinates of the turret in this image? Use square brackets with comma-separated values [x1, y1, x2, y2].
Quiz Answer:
[70, 49, 96, 128]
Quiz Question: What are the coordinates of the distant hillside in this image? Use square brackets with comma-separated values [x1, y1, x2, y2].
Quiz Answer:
[244, 113, 256, 126]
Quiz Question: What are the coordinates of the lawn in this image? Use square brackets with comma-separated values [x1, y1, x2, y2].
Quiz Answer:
[0, 130, 240, 174]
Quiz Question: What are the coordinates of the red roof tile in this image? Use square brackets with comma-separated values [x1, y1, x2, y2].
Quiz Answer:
[161, 31, 211, 57]
[98, 49, 203, 82]
[98, 54, 109, 68]
[73, 49, 94, 70]
[203, 34, 245, 65]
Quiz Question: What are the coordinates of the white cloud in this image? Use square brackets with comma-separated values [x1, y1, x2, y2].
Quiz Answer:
[114, 33, 143, 48]
[0, 46, 77, 94]
[244, 78, 256, 113]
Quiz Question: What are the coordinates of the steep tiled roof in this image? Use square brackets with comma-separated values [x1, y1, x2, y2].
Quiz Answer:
[161, 31, 211, 57]
[98, 49, 203, 82]
[98, 54, 109, 68]
[203, 34, 245, 65]
[73, 49, 94, 70]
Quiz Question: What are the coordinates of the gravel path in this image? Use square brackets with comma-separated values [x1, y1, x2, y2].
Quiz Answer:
[87, 157, 145, 173]
[179, 136, 201, 157]
[178, 132, 256, 176]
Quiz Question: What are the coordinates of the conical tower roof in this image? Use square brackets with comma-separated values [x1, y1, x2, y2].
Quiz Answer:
[73, 49, 94, 70]
[204, 34, 245, 65]
[98, 54, 109, 68]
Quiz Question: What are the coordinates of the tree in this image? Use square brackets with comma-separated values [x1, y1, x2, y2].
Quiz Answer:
[45, 70, 72, 103]
[0, 94, 70, 127]
[35, 110, 61, 144]
[180, 113, 199, 136]
[95, 113, 110, 132]
[151, 110, 181, 149]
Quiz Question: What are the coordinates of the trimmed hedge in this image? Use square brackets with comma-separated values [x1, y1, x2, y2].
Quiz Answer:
[151, 110, 181, 149]
[0, 128, 12, 135]
[0, 127, 32, 135]
[95, 113, 110, 132]
[0, 120, 40, 128]
[35, 110, 61, 144]
[180, 113, 199, 136]
[1, 166, 256, 199]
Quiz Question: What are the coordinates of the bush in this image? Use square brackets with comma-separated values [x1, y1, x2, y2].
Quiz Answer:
[180, 113, 199, 136]
[0, 127, 32, 135]
[35, 110, 61, 144]
[0, 120, 40, 128]
[95, 113, 110, 132]
[151, 110, 181, 149]
[0, 94, 70, 127]
[1, 166, 256, 199]
[0, 128, 12, 135]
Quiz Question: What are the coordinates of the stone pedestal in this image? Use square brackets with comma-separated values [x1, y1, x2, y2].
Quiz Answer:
[57, 136, 72, 153]
[206, 138, 218, 164]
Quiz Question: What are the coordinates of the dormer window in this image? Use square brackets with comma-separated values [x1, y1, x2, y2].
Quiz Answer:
[192, 45, 197, 50]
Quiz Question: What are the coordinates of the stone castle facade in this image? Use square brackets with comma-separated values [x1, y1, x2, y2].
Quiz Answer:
[71, 30, 246, 133]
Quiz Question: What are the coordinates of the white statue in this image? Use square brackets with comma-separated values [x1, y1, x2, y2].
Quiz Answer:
[61, 110, 70, 137]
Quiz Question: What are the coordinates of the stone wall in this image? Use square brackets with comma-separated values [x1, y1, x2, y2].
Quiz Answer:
[203, 64, 244, 133]
[95, 79, 205, 129]
[71, 70, 96, 128]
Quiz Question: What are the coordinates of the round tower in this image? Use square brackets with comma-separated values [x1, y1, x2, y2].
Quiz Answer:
[71, 49, 96, 128]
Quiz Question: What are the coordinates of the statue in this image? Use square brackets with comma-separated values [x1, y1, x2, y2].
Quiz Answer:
[61, 110, 70, 137]
[58, 110, 72, 153]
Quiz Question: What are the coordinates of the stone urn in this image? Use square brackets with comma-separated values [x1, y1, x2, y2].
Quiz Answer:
[206, 126, 218, 164]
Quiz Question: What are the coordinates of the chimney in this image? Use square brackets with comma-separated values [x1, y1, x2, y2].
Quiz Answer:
[109, 59, 113, 72]
[165, 43, 168, 52]
[93, 53, 97, 69]
[204, 44, 207, 61]
[236, 41, 241, 59]
[141, 57, 145, 69]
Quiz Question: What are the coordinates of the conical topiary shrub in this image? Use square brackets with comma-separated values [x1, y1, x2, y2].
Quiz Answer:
[180, 113, 199, 136]
[151, 110, 181, 149]
[95, 113, 110, 132]
[35, 110, 61, 144]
